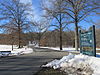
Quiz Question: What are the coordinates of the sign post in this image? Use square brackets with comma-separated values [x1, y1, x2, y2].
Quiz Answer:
[79, 25, 96, 57]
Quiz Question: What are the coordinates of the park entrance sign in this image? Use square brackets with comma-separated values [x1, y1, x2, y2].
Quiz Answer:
[79, 25, 96, 57]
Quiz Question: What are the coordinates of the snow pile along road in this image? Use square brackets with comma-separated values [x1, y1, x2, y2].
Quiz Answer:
[11, 47, 33, 55]
[40, 46, 79, 53]
[0, 45, 33, 57]
[42, 53, 100, 75]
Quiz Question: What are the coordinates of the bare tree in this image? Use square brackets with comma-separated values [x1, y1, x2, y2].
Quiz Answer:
[42, 0, 72, 50]
[33, 19, 49, 47]
[0, 0, 32, 48]
[63, 0, 100, 50]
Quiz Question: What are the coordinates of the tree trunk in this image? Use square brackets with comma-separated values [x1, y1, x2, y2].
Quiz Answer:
[11, 34, 14, 50]
[12, 44, 13, 51]
[75, 19, 79, 51]
[38, 33, 41, 47]
[18, 26, 21, 48]
[60, 28, 62, 50]
[59, 13, 62, 50]
[39, 39, 40, 47]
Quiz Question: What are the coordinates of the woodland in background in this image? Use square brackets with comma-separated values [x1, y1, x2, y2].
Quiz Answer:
[0, 28, 100, 48]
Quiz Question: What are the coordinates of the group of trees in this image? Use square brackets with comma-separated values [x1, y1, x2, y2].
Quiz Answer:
[1, 28, 100, 48]
[0, 0, 33, 48]
[42, 0, 100, 50]
[40, 30, 75, 47]
[0, 30, 75, 47]
[0, 0, 99, 50]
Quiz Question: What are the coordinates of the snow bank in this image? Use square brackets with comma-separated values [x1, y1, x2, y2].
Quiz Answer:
[0, 45, 33, 57]
[0, 45, 18, 51]
[42, 53, 100, 75]
[40, 47, 79, 53]
[11, 47, 33, 55]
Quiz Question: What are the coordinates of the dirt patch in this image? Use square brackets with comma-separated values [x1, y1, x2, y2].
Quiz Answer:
[34, 68, 66, 75]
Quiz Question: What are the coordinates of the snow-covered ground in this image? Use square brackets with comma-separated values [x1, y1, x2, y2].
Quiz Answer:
[40, 46, 100, 54]
[96, 48, 100, 50]
[0, 45, 33, 57]
[42, 53, 100, 75]
[40, 47, 78, 52]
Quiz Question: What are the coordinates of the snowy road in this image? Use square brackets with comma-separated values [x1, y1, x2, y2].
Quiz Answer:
[0, 48, 70, 75]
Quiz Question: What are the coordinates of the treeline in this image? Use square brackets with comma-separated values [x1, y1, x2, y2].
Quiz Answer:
[39, 30, 75, 47]
[0, 31, 74, 47]
[0, 28, 100, 47]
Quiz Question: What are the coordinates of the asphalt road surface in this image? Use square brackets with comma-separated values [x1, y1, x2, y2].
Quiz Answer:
[0, 48, 69, 75]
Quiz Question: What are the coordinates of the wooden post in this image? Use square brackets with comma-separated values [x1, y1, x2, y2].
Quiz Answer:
[92, 25, 96, 57]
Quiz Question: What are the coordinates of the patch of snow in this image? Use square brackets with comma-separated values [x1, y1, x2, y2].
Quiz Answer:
[42, 53, 75, 69]
[0, 45, 33, 57]
[40, 47, 79, 53]
[42, 59, 59, 68]
[42, 53, 100, 75]
[96, 48, 100, 50]
[11, 47, 33, 55]
[0, 45, 17, 51]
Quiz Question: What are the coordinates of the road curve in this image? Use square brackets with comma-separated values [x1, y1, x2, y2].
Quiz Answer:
[0, 48, 69, 75]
